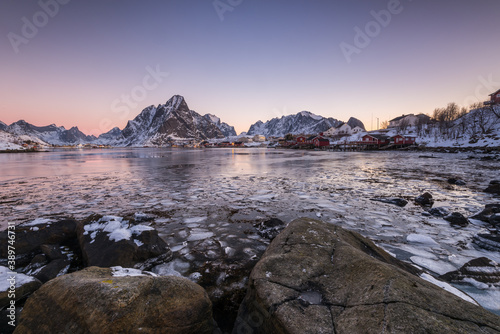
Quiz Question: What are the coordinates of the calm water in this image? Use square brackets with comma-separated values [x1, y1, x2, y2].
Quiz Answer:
[1, 147, 499, 313]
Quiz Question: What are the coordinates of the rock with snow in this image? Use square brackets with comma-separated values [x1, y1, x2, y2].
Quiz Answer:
[246, 111, 342, 137]
[444, 212, 469, 227]
[254, 218, 286, 240]
[0, 266, 42, 310]
[440, 257, 500, 287]
[15, 266, 215, 334]
[0, 219, 78, 267]
[77, 215, 172, 268]
[32, 258, 71, 283]
[234, 218, 500, 334]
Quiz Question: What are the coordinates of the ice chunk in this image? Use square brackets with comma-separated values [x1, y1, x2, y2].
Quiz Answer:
[152, 259, 190, 277]
[187, 231, 214, 241]
[420, 273, 477, 305]
[108, 228, 132, 242]
[463, 278, 490, 290]
[411, 256, 457, 275]
[407, 234, 439, 245]
[185, 217, 207, 223]
[0, 266, 37, 291]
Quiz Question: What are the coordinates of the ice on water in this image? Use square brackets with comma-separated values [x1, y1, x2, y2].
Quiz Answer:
[1, 149, 500, 314]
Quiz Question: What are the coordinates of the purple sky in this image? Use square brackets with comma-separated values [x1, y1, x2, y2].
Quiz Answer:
[1, 0, 500, 135]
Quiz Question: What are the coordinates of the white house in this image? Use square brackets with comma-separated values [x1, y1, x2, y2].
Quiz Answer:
[351, 126, 364, 134]
[324, 123, 365, 137]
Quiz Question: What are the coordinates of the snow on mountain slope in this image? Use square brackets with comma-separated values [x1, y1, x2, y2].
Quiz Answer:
[6, 120, 96, 145]
[114, 95, 228, 146]
[246, 111, 342, 137]
[0, 130, 23, 150]
[203, 114, 237, 137]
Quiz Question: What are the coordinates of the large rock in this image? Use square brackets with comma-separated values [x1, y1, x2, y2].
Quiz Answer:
[15, 266, 215, 334]
[0, 219, 77, 267]
[77, 216, 172, 268]
[234, 218, 500, 334]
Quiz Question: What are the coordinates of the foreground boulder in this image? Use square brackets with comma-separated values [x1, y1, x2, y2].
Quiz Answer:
[15, 267, 215, 334]
[77, 215, 172, 268]
[234, 218, 500, 334]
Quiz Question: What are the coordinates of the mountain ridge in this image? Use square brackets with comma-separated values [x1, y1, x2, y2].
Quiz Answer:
[246, 111, 345, 137]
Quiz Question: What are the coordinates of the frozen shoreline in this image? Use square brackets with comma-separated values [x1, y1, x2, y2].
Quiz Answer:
[1, 148, 499, 315]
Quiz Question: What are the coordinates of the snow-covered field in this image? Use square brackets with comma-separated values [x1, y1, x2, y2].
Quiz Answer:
[1, 148, 499, 314]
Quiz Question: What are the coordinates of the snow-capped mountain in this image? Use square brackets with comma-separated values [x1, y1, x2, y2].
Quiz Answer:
[6, 120, 96, 145]
[246, 111, 343, 137]
[203, 114, 237, 137]
[0, 121, 6, 131]
[110, 95, 228, 146]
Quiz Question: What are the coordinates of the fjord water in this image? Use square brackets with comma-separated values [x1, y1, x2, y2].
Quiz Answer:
[1, 148, 499, 313]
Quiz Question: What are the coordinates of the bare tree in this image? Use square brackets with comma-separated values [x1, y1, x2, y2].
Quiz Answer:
[397, 117, 410, 133]
[380, 120, 389, 129]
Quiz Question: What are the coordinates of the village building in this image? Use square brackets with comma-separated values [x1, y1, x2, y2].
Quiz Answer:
[485, 89, 500, 106]
[324, 123, 366, 138]
[312, 136, 330, 148]
[252, 135, 266, 142]
[238, 137, 253, 143]
[324, 123, 352, 137]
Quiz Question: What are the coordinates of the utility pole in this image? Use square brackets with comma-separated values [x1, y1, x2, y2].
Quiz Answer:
[377, 118, 379, 130]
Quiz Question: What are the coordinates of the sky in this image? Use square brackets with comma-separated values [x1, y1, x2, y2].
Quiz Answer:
[1, 0, 500, 135]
